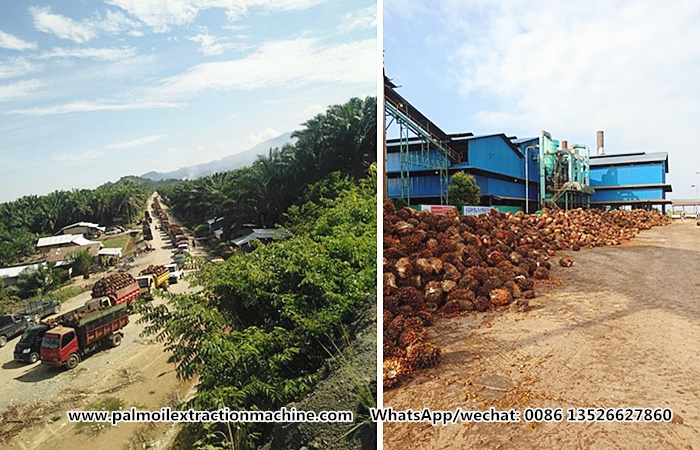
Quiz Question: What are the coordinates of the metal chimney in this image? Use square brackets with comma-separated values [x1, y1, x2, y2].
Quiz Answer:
[561, 140, 568, 150]
[597, 130, 605, 155]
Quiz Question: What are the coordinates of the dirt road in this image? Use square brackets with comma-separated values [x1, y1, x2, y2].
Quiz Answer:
[384, 220, 700, 449]
[0, 195, 205, 450]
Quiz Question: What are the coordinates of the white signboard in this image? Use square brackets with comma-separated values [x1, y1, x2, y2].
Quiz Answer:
[463, 206, 495, 216]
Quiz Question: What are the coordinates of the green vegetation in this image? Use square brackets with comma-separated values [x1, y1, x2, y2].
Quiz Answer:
[137, 98, 377, 449]
[138, 173, 376, 449]
[448, 171, 481, 210]
[67, 249, 96, 277]
[102, 234, 131, 249]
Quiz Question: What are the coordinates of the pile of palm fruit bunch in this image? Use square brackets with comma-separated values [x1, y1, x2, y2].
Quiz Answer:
[92, 273, 137, 297]
[383, 202, 670, 388]
[139, 264, 168, 277]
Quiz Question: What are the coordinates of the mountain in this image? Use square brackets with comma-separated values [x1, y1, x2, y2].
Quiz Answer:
[141, 132, 295, 181]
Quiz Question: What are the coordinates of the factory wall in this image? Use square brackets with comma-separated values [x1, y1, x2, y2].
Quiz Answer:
[465, 136, 523, 179]
[386, 135, 539, 205]
[590, 163, 666, 187]
[591, 187, 666, 202]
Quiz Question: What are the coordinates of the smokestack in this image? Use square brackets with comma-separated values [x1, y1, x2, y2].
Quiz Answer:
[597, 130, 605, 155]
[561, 140, 568, 149]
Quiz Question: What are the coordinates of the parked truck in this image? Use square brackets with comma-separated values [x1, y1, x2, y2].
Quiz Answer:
[14, 299, 61, 324]
[91, 273, 141, 309]
[0, 314, 32, 347]
[40, 300, 128, 369]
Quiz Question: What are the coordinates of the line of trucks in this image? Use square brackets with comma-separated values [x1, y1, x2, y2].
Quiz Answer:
[9, 270, 166, 368]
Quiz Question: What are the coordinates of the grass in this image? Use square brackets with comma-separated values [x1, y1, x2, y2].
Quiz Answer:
[44, 285, 86, 303]
[102, 235, 131, 249]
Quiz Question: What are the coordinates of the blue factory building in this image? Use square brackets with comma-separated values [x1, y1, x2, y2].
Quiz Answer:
[386, 133, 540, 212]
[589, 152, 672, 210]
[384, 75, 672, 212]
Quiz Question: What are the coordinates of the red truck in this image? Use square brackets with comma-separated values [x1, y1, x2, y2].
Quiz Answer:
[40, 300, 128, 369]
[91, 274, 141, 310]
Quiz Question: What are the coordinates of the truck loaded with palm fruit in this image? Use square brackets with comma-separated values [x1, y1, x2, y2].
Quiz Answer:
[40, 298, 128, 369]
[91, 273, 141, 310]
[136, 265, 169, 299]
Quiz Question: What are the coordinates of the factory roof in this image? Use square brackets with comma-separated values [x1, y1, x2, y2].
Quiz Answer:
[510, 137, 538, 145]
[590, 152, 669, 172]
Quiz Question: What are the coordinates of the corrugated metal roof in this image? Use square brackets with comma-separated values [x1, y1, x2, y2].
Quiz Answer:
[56, 222, 105, 233]
[511, 137, 538, 144]
[98, 247, 122, 256]
[72, 236, 101, 247]
[590, 152, 668, 167]
[0, 263, 44, 279]
[46, 243, 101, 263]
[231, 229, 286, 246]
[37, 234, 101, 248]
[36, 234, 82, 247]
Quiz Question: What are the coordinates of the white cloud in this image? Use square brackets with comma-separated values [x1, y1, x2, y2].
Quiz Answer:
[187, 32, 247, 56]
[390, 0, 700, 143]
[30, 7, 141, 43]
[156, 38, 375, 97]
[38, 46, 138, 61]
[6, 100, 183, 116]
[338, 5, 376, 33]
[53, 150, 104, 161]
[0, 79, 44, 101]
[247, 127, 279, 145]
[106, 0, 327, 32]
[107, 134, 165, 149]
[31, 6, 97, 43]
[97, 10, 143, 35]
[0, 30, 37, 51]
[0, 58, 41, 80]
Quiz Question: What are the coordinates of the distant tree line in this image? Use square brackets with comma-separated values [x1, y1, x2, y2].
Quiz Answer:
[159, 96, 377, 239]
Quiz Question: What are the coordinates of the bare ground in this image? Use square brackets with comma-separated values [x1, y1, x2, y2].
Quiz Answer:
[0, 196, 203, 450]
[384, 220, 700, 450]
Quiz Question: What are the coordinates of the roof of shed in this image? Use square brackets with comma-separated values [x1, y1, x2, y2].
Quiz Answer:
[231, 229, 287, 246]
[45, 243, 101, 263]
[56, 222, 105, 233]
[36, 234, 82, 247]
[0, 263, 44, 279]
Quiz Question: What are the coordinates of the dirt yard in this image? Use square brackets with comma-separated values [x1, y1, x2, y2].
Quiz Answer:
[384, 220, 700, 449]
[0, 195, 205, 450]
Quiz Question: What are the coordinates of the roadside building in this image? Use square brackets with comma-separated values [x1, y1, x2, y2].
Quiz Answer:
[0, 263, 44, 288]
[36, 234, 102, 255]
[54, 221, 105, 237]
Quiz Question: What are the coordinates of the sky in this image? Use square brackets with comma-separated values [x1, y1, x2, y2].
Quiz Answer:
[384, 0, 700, 200]
[0, 0, 376, 203]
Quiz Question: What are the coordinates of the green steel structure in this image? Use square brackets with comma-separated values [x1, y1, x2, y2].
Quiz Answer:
[385, 98, 458, 204]
[538, 131, 593, 210]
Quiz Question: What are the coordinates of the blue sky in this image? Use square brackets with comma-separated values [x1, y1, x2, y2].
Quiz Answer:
[0, 0, 376, 202]
[384, 0, 700, 200]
